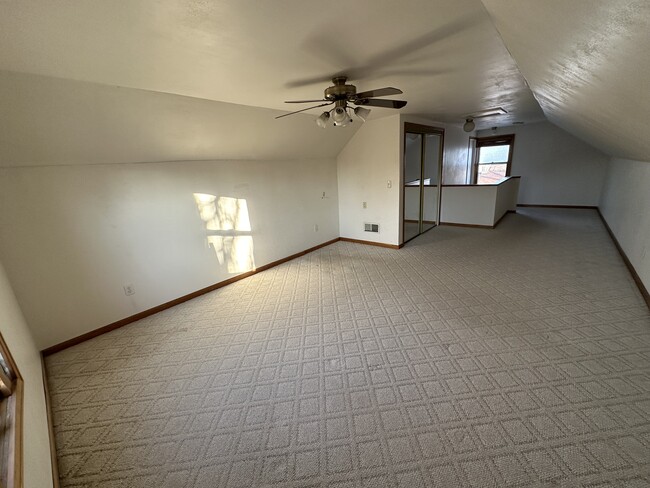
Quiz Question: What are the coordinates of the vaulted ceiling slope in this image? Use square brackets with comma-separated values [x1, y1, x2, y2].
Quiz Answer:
[482, 0, 650, 162]
[0, 70, 357, 166]
[0, 0, 543, 138]
[4, 1, 645, 162]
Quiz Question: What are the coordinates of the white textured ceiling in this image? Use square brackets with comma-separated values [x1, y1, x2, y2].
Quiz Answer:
[1, 0, 647, 160]
[482, 0, 650, 161]
[0, 0, 543, 130]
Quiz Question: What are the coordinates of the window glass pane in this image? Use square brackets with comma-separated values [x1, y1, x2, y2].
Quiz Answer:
[477, 163, 507, 184]
[478, 144, 509, 163]
[0, 353, 9, 378]
[423, 133, 441, 185]
[404, 133, 422, 184]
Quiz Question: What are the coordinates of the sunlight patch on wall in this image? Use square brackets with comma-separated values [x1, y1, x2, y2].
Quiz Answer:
[194, 193, 255, 273]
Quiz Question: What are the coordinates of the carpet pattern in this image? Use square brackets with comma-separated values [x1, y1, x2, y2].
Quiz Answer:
[46, 209, 650, 487]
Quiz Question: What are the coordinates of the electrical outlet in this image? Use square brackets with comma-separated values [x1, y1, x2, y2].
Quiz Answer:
[314, 224, 319, 232]
[387, 180, 392, 188]
[362, 201, 367, 209]
[123, 284, 135, 296]
[322, 192, 326, 199]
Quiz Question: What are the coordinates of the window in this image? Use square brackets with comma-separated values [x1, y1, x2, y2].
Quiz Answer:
[0, 334, 23, 488]
[474, 134, 515, 184]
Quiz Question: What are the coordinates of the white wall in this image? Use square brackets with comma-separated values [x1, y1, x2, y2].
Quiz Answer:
[440, 177, 519, 227]
[0, 159, 339, 349]
[477, 121, 608, 205]
[493, 177, 520, 223]
[400, 116, 474, 186]
[599, 158, 650, 292]
[441, 185, 497, 226]
[0, 71, 343, 349]
[338, 114, 473, 245]
[442, 123, 474, 185]
[337, 115, 401, 245]
[0, 260, 54, 488]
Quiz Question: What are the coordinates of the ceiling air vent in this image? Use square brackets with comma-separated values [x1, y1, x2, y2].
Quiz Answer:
[364, 223, 379, 233]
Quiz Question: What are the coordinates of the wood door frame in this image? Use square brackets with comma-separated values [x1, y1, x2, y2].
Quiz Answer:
[401, 122, 445, 245]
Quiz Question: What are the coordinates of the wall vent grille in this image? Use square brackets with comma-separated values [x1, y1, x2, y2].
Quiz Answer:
[364, 223, 379, 233]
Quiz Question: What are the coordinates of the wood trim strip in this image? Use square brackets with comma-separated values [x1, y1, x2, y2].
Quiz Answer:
[474, 134, 516, 145]
[339, 237, 400, 249]
[42, 237, 341, 356]
[0, 333, 23, 488]
[597, 209, 650, 310]
[517, 204, 597, 209]
[41, 356, 60, 488]
[403, 122, 445, 134]
[10, 379, 23, 488]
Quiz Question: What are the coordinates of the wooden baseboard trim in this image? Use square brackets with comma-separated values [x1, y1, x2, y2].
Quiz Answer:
[517, 204, 598, 209]
[597, 209, 650, 310]
[41, 356, 60, 488]
[339, 237, 400, 249]
[41, 237, 341, 356]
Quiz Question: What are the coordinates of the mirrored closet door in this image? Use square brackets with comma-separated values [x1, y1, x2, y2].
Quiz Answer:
[402, 123, 444, 244]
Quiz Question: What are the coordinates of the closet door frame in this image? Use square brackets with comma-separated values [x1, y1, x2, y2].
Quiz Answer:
[401, 122, 445, 245]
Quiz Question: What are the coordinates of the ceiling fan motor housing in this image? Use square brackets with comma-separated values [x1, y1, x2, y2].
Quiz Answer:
[325, 77, 356, 101]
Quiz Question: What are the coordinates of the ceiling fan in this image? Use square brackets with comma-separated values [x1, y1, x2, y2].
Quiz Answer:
[276, 76, 407, 128]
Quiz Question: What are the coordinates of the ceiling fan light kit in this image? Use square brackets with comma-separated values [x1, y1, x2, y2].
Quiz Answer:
[316, 111, 330, 128]
[332, 106, 352, 126]
[277, 76, 407, 128]
[354, 106, 371, 122]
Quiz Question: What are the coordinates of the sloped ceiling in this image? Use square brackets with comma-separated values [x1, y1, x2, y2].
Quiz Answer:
[0, 0, 543, 136]
[482, 0, 650, 161]
[3, 1, 646, 163]
[0, 70, 358, 166]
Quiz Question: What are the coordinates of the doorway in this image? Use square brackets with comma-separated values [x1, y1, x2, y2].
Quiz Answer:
[402, 123, 444, 244]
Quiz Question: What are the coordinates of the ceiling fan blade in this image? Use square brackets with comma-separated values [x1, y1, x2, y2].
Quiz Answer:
[354, 87, 403, 99]
[285, 74, 336, 89]
[288, 12, 483, 88]
[284, 99, 329, 103]
[354, 99, 407, 109]
[275, 102, 333, 119]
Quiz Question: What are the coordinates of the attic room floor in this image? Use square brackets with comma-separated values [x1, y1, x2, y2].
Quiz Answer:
[45, 208, 650, 488]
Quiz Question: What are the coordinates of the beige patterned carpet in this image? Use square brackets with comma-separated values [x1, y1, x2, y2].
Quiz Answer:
[46, 208, 650, 487]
